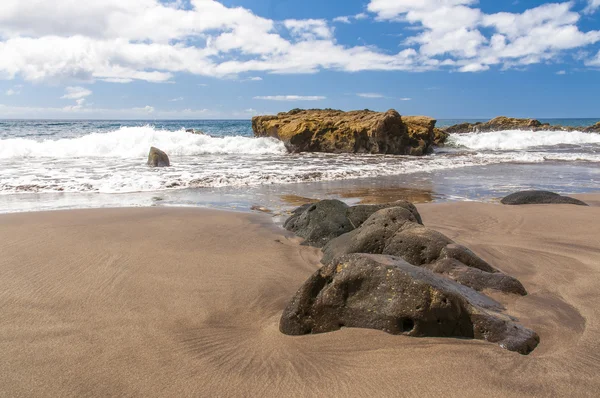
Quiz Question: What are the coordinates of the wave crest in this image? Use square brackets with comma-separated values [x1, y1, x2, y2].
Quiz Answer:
[448, 129, 600, 150]
[0, 125, 286, 158]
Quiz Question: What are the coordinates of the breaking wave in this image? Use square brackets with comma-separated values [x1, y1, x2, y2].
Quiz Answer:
[0, 125, 286, 159]
[449, 129, 600, 151]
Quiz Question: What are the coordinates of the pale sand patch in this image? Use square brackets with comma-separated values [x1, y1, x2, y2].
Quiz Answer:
[0, 199, 599, 397]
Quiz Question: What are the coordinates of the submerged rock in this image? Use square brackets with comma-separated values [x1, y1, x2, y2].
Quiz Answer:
[252, 109, 445, 155]
[147, 147, 170, 167]
[284, 200, 423, 248]
[501, 191, 588, 206]
[321, 207, 526, 295]
[280, 254, 539, 354]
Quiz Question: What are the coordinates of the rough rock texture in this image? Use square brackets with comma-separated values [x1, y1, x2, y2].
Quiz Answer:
[252, 109, 444, 155]
[501, 191, 588, 206]
[284, 200, 423, 248]
[444, 116, 600, 134]
[321, 207, 526, 295]
[280, 254, 539, 355]
[147, 147, 170, 167]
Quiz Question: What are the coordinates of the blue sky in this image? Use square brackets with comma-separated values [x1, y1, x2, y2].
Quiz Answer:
[0, 0, 599, 119]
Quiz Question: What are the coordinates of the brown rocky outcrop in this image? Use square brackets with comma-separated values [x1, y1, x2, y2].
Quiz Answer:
[252, 109, 444, 155]
[444, 116, 600, 134]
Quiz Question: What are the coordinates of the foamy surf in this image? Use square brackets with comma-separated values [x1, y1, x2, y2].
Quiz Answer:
[449, 129, 600, 151]
[0, 124, 599, 197]
[0, 126, 287, 159]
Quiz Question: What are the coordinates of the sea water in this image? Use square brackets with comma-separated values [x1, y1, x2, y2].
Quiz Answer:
[0, 119, 599, 213]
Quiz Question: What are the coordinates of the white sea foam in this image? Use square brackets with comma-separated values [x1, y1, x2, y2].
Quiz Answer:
[449, 129, 600, 150]
[0, 125, 287, 159]
[0, 126, 599, 196]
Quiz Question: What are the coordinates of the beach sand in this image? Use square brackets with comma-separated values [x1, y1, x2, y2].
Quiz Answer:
[0, 197, 599, 397]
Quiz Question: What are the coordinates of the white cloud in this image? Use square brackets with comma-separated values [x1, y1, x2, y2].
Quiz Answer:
[333, 13, 369, 24]
[357, 93, 385, 98]
[169, 97, 184, 102]
[366, 0, 600, 71]
[248, 76, 262, 81]
[0, 0, 597, 86]
[585, 50, 600, 66]
[133, 105, 155, 114]
[5, 88, 20, 96]
[398, 97, 412, 101]
[0, 103, 223, 119]
[333, 16, 351, 24]
[253, 95, 326, 101]
[556, 70, 567, 75]
[284, 19, 333, 40]
[585, 0, 600, 14]
[61, 86, 92, 99]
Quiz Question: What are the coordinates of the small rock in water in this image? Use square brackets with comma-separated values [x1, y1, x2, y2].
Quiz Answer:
[251, 205, 272, 213]
[186, 128, 206, 135]
[501, 190, 588, 206]
[147, 147, 170, 167]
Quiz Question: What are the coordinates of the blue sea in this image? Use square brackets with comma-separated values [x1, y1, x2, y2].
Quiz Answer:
[0, 118, 599, 213]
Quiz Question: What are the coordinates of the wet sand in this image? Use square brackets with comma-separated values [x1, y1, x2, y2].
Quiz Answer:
[0, 198, 599, 397]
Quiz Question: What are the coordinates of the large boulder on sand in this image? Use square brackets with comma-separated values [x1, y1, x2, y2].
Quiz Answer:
[147, 147, 170, 167]
[284, 200, 423, 248]
[252, 109, 444, 155]
[501, 191, 588, 206]
[321, 207, 526, 295]
[280, 253, 539, 355]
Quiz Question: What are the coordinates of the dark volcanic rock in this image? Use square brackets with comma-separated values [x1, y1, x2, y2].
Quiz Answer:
[346, 200, 423, 226]
[147, 147, 170, 167]
[284, 200, 424, 248]
[280, 254, 539, 354]
[322, 208, 525, 295]
[501, 191, 588, 206]
[284, 200, 353, 248]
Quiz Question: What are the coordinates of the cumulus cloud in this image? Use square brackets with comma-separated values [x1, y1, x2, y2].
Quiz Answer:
[367, 0, 600, 71]
[253, 95, 326, 101]
[0, 0, 598, 85]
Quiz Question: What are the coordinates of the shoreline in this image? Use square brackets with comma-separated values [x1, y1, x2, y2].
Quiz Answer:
[0, 199, 599, 396]
[1, 160, 599, 215]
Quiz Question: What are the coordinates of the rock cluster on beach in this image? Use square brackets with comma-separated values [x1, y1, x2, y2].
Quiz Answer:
[501, 191, 588, 206]
[280, 199, 539, 354]
[252, 109, 446, 155]
[443, 116, 600, 134]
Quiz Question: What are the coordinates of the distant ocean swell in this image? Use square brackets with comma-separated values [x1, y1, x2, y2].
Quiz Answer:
[0, 125, 599, 194]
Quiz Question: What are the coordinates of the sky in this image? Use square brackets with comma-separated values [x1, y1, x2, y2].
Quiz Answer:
[0, 0, 599, 120]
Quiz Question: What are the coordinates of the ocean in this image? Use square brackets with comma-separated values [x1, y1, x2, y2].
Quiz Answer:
[1, 118, 599, 213]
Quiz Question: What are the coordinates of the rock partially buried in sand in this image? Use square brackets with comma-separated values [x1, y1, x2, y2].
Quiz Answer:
[501, 191, 588, 206]
[280, 254, 539, 355]
[252, 109, 444, 155]
[321, 207, 526, 295]
[284, 199, 423, 248]
[147, 147, 170, 167]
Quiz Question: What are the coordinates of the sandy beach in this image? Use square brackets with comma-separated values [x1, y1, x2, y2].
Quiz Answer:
[0, 197, 599, 397]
